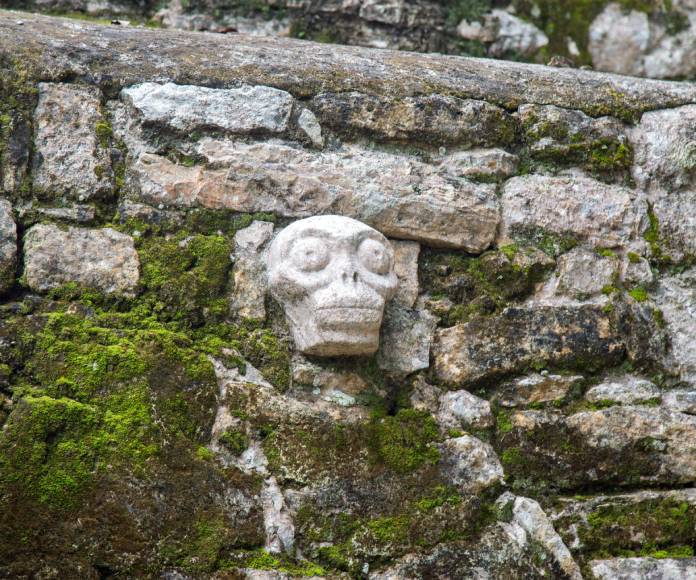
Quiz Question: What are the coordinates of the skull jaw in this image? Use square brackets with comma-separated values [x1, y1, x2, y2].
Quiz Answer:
[286, 305, 384, 357]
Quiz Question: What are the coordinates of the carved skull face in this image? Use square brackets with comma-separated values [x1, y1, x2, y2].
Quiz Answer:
[267, 215, 398, 356]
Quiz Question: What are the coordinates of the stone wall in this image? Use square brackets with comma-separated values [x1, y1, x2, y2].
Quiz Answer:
[4, 0, 696, 80]
[0, 11, 695, 579]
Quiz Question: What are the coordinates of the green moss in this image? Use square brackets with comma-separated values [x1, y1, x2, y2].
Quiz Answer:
[372, 409, 440, 474]
[627, 251, 642, 263]
[579, 497, 696, 560]
[496, 411, 513, 434]
[597, 248, 617, 258]
[219, 428, 249, 456]
[223, 550, 326, 577]
[444, 0, 492, 24]
[94, 120, 112, 149]
[601, 284, 620, 295]
[501, 447, 524, 465]
[628, 286, 649, 302]
[196, 446, 215, 461]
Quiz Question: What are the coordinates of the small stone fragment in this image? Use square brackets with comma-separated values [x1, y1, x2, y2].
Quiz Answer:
[391, 240, 420, 307]
[296, 108, 323, 147]
[662, 389, 696, 415]
[511, 496, 583, 580]
[443, 148, 519, 181]
[121, 82, 294, 135]
[486, 10, 549, 58]
[0, 199, 16, 294]
[495, 373, 584, 408]
[378, 304, 437, 374]
[231, 220, 274, 320]
[437, 389, 494, 430]
[438, 435, 504, 494]
[33, 83, 113, 201]
[23, 224, 139, 296]
[585, 375, 660, 405]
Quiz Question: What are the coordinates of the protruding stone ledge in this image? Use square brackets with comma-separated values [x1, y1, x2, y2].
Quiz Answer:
[4, 11, 696, 119]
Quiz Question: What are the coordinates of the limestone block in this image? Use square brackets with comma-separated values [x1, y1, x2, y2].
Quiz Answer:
[0, 199, 16, 294]
[377, 303, 436, 374]
[585, 375, 660, 405]
[437, 435, 504, 494]
[391, 240, 420, 307]
[121, 82, 294, 135]
[437, 389, 494, 430]
[32, 83, 113, 201]
[24, 224, 139, 295]
[231, 220, 275, 321]
[267, 215, 397, 356]
[499, 175, 638, 249]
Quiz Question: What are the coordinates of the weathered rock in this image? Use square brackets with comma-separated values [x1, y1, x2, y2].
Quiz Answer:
[23, 224, 140, 295]
[517, 103, 630, 174]
[309, 92, 516, 146]
[32, 83, 113, 201]
[296, 108, 323, 148]
[261, 476, 295, 555]
[621, 254, 655, 287]
[391, 240, 419, 308]
[585, 375, 660, 405]
[0, 199, 16, 294]
[121, 82, 294, 135]
[550, 488, 696, 562]
[589, 3, 696, 80]
[129, 139, 500, 251]
[663, 389, 696, 415]
[0, 112, 30, 194]
[494, 372, 584, 408]
[437, 435, 503, 494]
[589, 4, 651, 78]
[442, 148, 519, 181]
[500, 406, 696, 489]
[498, 175, 638, 249]
[631, 104, 696, 192]
[378, 304, 436, 374]
[433, 305, 623, 385]
[564, 407, 696, 483]
[590, 557, 696, 579]
[655, 269, 696, 386]
[437, 389, 494, 430]
[555, 247, 618, 298]
[486, 10, 549, 58]
[8, 12, 696, 121]
[231, 220, 274, 320]
[510, 495, 582, 580]
[652, 190, 696, 261]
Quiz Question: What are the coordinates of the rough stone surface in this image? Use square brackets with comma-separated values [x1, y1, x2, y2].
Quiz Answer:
[652, 190, 696, 261]
[129, 139, 500, 251]
[555, 247, 618, 297]
[309, 92, 516, 146]
[296, 108, 323, 148]
[442, 148, 519, 181]
[0, 199, 16, 294]
[486, 10, 550, 58]
[267, 215, 397, 356]
[391, 240, 420, 308]
[437, 435, 503, 494]
[121, 82, 294, 135]
[437, 389, 494, 430]
[377, 304, 436, 374]
[590, 557, 696, 579]
[511, 496, 583, 580]
[23, 224, 140, 295]
[585, 375, 660, 405]
[631, 105, 696, 193]
[494, 372, 584, 408]
[655, 269, 696, 386]
[231, 220, 275, 320]
[499, 175, 638, 249]
[663, 389, 696, 415]
[32, 82, 113, 201]
[433, 305, 623, 385]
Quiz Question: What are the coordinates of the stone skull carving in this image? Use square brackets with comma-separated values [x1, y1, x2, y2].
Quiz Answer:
[267, 215, 398, 356]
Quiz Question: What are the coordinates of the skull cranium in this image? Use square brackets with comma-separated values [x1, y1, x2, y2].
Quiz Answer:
[267, 215, 398, 356]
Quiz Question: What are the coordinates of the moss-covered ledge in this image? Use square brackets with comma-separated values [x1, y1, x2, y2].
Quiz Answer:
[2, 10, 696, 119]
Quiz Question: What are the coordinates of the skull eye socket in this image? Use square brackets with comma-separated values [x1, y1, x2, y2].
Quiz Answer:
[358, 238, 390, 275]
[289, 237, 330, 272]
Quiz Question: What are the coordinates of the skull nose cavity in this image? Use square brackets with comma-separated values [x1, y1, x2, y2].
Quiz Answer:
[341, 270, 360, 283]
